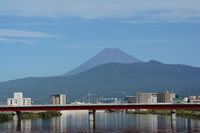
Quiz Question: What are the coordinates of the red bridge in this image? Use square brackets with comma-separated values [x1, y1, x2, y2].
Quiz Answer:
[1, 103, 200, 122]
[0, 103, 200, 112]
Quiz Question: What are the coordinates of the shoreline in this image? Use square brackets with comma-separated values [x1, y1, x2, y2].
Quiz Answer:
[0, 111, 62, 122]
[126, 109, 200, 120]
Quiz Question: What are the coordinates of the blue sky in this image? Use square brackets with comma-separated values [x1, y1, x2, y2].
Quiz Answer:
[0, 0, 200, 82]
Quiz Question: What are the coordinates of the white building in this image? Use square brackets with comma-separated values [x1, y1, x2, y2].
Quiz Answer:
[7, 92, 31, 106]
[148, 93, 157, 103]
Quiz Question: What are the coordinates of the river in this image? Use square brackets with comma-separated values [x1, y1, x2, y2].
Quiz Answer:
[0, 111, 200, 133]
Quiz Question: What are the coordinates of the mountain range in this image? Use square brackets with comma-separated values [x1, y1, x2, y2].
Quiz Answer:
[0, 48, 200, 103]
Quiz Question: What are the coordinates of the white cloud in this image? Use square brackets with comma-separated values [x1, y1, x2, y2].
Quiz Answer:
[0, 37, 35, 44]
[0, 29, 60, 44]
[0, 0, 200, 22]
[0, 29, 58, 38]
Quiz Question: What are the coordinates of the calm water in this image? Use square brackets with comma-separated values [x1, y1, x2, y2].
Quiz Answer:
[0, 111, 200, 133]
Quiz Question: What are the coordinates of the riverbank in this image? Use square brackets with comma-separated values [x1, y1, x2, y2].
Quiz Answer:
[0, 111, 62, 122]
[21, 111, 62, 119]
[0, 113, 13, 122]
[126, 109, 200, 119]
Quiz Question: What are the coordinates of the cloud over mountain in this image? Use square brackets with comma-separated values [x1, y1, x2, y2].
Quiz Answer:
[0, 29, 58, 38]
[0, 0, 200, 23]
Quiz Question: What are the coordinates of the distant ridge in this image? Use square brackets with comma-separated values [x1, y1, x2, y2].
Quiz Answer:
[1, 61, 200, 103]
[1, 48, 200, 103]
[63, 48, 142, 76]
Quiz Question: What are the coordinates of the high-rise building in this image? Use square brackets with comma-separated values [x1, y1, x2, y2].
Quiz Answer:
[50, 94, 66, 104]
[136, 93, 157, 103]
[136, 93, 149, 103]
[157, 91, 173, 103]
[7, 92, 31, 106]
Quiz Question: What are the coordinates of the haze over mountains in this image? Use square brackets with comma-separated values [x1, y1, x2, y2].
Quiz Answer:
[0, 48, 200, 103]
[63, 48, 142, 76]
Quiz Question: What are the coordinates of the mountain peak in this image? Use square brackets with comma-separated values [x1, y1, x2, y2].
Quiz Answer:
[93, 48, 141, 63]
[63, 48, 142, 76]
[101, 48, 123, 53]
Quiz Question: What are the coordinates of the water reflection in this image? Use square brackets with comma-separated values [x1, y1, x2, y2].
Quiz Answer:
[7, 119, 32, 133]
[51, 114, 66, 132]
[136, 114, 158, 133]
[1, 111, 200, 132]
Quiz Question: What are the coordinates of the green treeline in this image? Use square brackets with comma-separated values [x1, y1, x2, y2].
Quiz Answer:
[0, 111, 62, 122]
[0, 113, 13, 122]
[176, 110, 200, 119]
[22, 111, 62, 119]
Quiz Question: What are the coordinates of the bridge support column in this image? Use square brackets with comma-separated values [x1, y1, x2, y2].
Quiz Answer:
[171, 109, 176, 120]
[88, 110, 96, 121]
[88, 110, 96, 133]
[16, 111, 22, 121]
[171, 110, 176, 133]
[16, 111, 22, 131]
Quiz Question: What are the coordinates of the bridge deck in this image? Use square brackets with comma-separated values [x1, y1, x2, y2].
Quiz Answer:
[0, 103, 200, 112]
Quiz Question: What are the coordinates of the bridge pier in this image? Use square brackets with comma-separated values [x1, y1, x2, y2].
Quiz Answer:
[171, 110, 176, 133]
[171, 109, 176, 120]
[16, 111, 22, 131]
[88, 110, 96, 121]
[88, 110, 96, 132]
[16, 111, 22, 121]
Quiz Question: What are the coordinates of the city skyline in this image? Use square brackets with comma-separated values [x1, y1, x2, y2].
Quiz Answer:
[1, 0, 200, 81]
